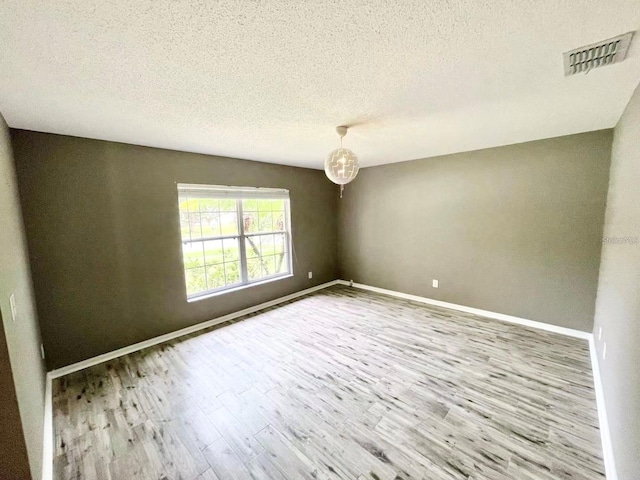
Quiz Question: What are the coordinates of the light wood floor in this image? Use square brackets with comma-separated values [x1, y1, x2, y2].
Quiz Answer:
[53, 286, 605, 480]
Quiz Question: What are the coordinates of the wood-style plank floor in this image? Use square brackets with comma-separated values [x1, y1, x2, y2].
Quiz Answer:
[53, 286, 605, 480]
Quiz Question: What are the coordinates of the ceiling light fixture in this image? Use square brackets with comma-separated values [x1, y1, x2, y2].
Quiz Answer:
[324, 126, 359, 198]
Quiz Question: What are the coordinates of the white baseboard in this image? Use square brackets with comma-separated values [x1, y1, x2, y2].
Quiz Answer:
[589, 337, 618, 480]
[48, 280, 341, 379]
[338, 280, 591, 340]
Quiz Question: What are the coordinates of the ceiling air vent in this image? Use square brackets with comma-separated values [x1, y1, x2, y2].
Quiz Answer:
[563, 32, 634, 76]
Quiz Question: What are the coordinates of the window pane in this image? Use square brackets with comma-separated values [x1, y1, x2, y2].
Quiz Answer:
[183, 241, 205, 268]
[243, 212, 258, 233]
[180, 197, 199, 214]
[200, 212, 221, 237]
[258, 212, 273, 232]
[220, 199, 236, 212]
[200, 198, 219, 212]
[262, 255, 276, 277]
[247, 257, 262, 280]
[274, 252, 288, 274]
[242, 199, 258, 211]
[225, 261, 241, 285]
[245, 236, 259, 259]
[275, 233, 286, 254]
[223, 238, 239, 262]
[221, 212, 238, 235]
[260, 234, 275, 257]
[270, 199, 285, 211]
[206, 264, 225, 289]
[185, 267, 207, 295]
[188, 213, 203, 239]
[203, 240, 224, 265]
[273, 211, 285, 231]
[257, 199, 272, 211]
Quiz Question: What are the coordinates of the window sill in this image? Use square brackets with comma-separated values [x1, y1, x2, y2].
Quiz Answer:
[186, 273, 294, 303]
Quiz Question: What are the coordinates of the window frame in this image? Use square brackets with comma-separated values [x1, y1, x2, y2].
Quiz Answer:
[177, 184, 293, 301]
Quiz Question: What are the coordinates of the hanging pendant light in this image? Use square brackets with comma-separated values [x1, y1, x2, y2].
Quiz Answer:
[324, 126, 359, 198]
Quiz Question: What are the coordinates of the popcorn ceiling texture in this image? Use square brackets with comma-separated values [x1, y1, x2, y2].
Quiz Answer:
[0, 1, 639, 168]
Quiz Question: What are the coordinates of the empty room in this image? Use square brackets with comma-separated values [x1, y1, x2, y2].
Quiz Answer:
[1, 1, 639, 479]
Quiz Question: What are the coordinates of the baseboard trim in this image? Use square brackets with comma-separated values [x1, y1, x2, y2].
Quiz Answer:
[589, 337, 618, 480]
[48, 280, 341, 379]
[339, 280, 591, 340]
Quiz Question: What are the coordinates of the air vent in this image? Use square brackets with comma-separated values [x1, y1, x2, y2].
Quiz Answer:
[563, 32, 634, 76]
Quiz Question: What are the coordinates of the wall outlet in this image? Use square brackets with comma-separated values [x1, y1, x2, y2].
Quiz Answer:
[308, 271, 313, 279]
[9, 293, 17, 323]
[598, 326, 602, 340]
[432, 279, 439, 288]
[603, 342, 607, 360]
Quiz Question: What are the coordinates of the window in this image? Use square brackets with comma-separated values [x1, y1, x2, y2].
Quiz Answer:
[177, 184, 292, 299]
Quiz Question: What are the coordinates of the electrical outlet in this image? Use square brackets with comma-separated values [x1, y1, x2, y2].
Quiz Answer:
[308, 271, 313, 279]
[9, 293, 17, 323]
[603, 342, 607, 360]
[432, 279, 439, 288]
[598, 326, 602, 340]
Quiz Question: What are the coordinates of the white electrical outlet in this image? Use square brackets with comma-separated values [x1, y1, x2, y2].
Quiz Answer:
[598, 327, 602, 340]
[432, 279, 439, 288]
[308, 271, 313, 279]
[9, 293, 17, 323]
[603, 342, 607, 360]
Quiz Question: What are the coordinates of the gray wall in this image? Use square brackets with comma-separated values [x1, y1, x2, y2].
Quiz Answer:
[0, 310, 32, 480]
[339, 131, 613, 331]
[593, 83, 640, 480]
[0, 114, 46, 479]
[11, 130, 339, 369]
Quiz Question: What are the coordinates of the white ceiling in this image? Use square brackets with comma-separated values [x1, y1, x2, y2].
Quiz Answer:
[1, 1, 639, 169]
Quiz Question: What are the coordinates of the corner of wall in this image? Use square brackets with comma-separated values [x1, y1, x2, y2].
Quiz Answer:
[590, 80, 640, 480]
[0, 112, 47, 480]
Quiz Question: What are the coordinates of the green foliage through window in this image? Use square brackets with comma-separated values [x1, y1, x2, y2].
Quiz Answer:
[178, 188, 290, 298]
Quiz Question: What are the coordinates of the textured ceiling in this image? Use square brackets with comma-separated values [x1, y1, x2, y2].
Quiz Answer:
[1, 1, 639, 169]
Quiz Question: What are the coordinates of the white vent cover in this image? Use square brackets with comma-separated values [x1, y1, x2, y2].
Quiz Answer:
[563, 32, 634, 76]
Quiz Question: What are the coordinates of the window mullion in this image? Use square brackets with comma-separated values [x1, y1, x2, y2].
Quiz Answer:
[237, 199, 249, 284]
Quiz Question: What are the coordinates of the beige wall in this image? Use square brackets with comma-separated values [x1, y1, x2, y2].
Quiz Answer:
[0, 115, 46, 479]
[339, 130, 612, 331]
[593, 83, 640, 480]
[11, 130, 339, 369]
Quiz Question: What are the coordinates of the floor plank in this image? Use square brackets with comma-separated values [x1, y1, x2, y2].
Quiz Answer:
[53, 285, 605, 479]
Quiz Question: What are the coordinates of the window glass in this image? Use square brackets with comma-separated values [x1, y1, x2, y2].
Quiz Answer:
[178, 185, 291, 298]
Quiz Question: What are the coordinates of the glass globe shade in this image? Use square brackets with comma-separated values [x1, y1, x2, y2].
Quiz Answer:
[324, 148, 360, 185]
